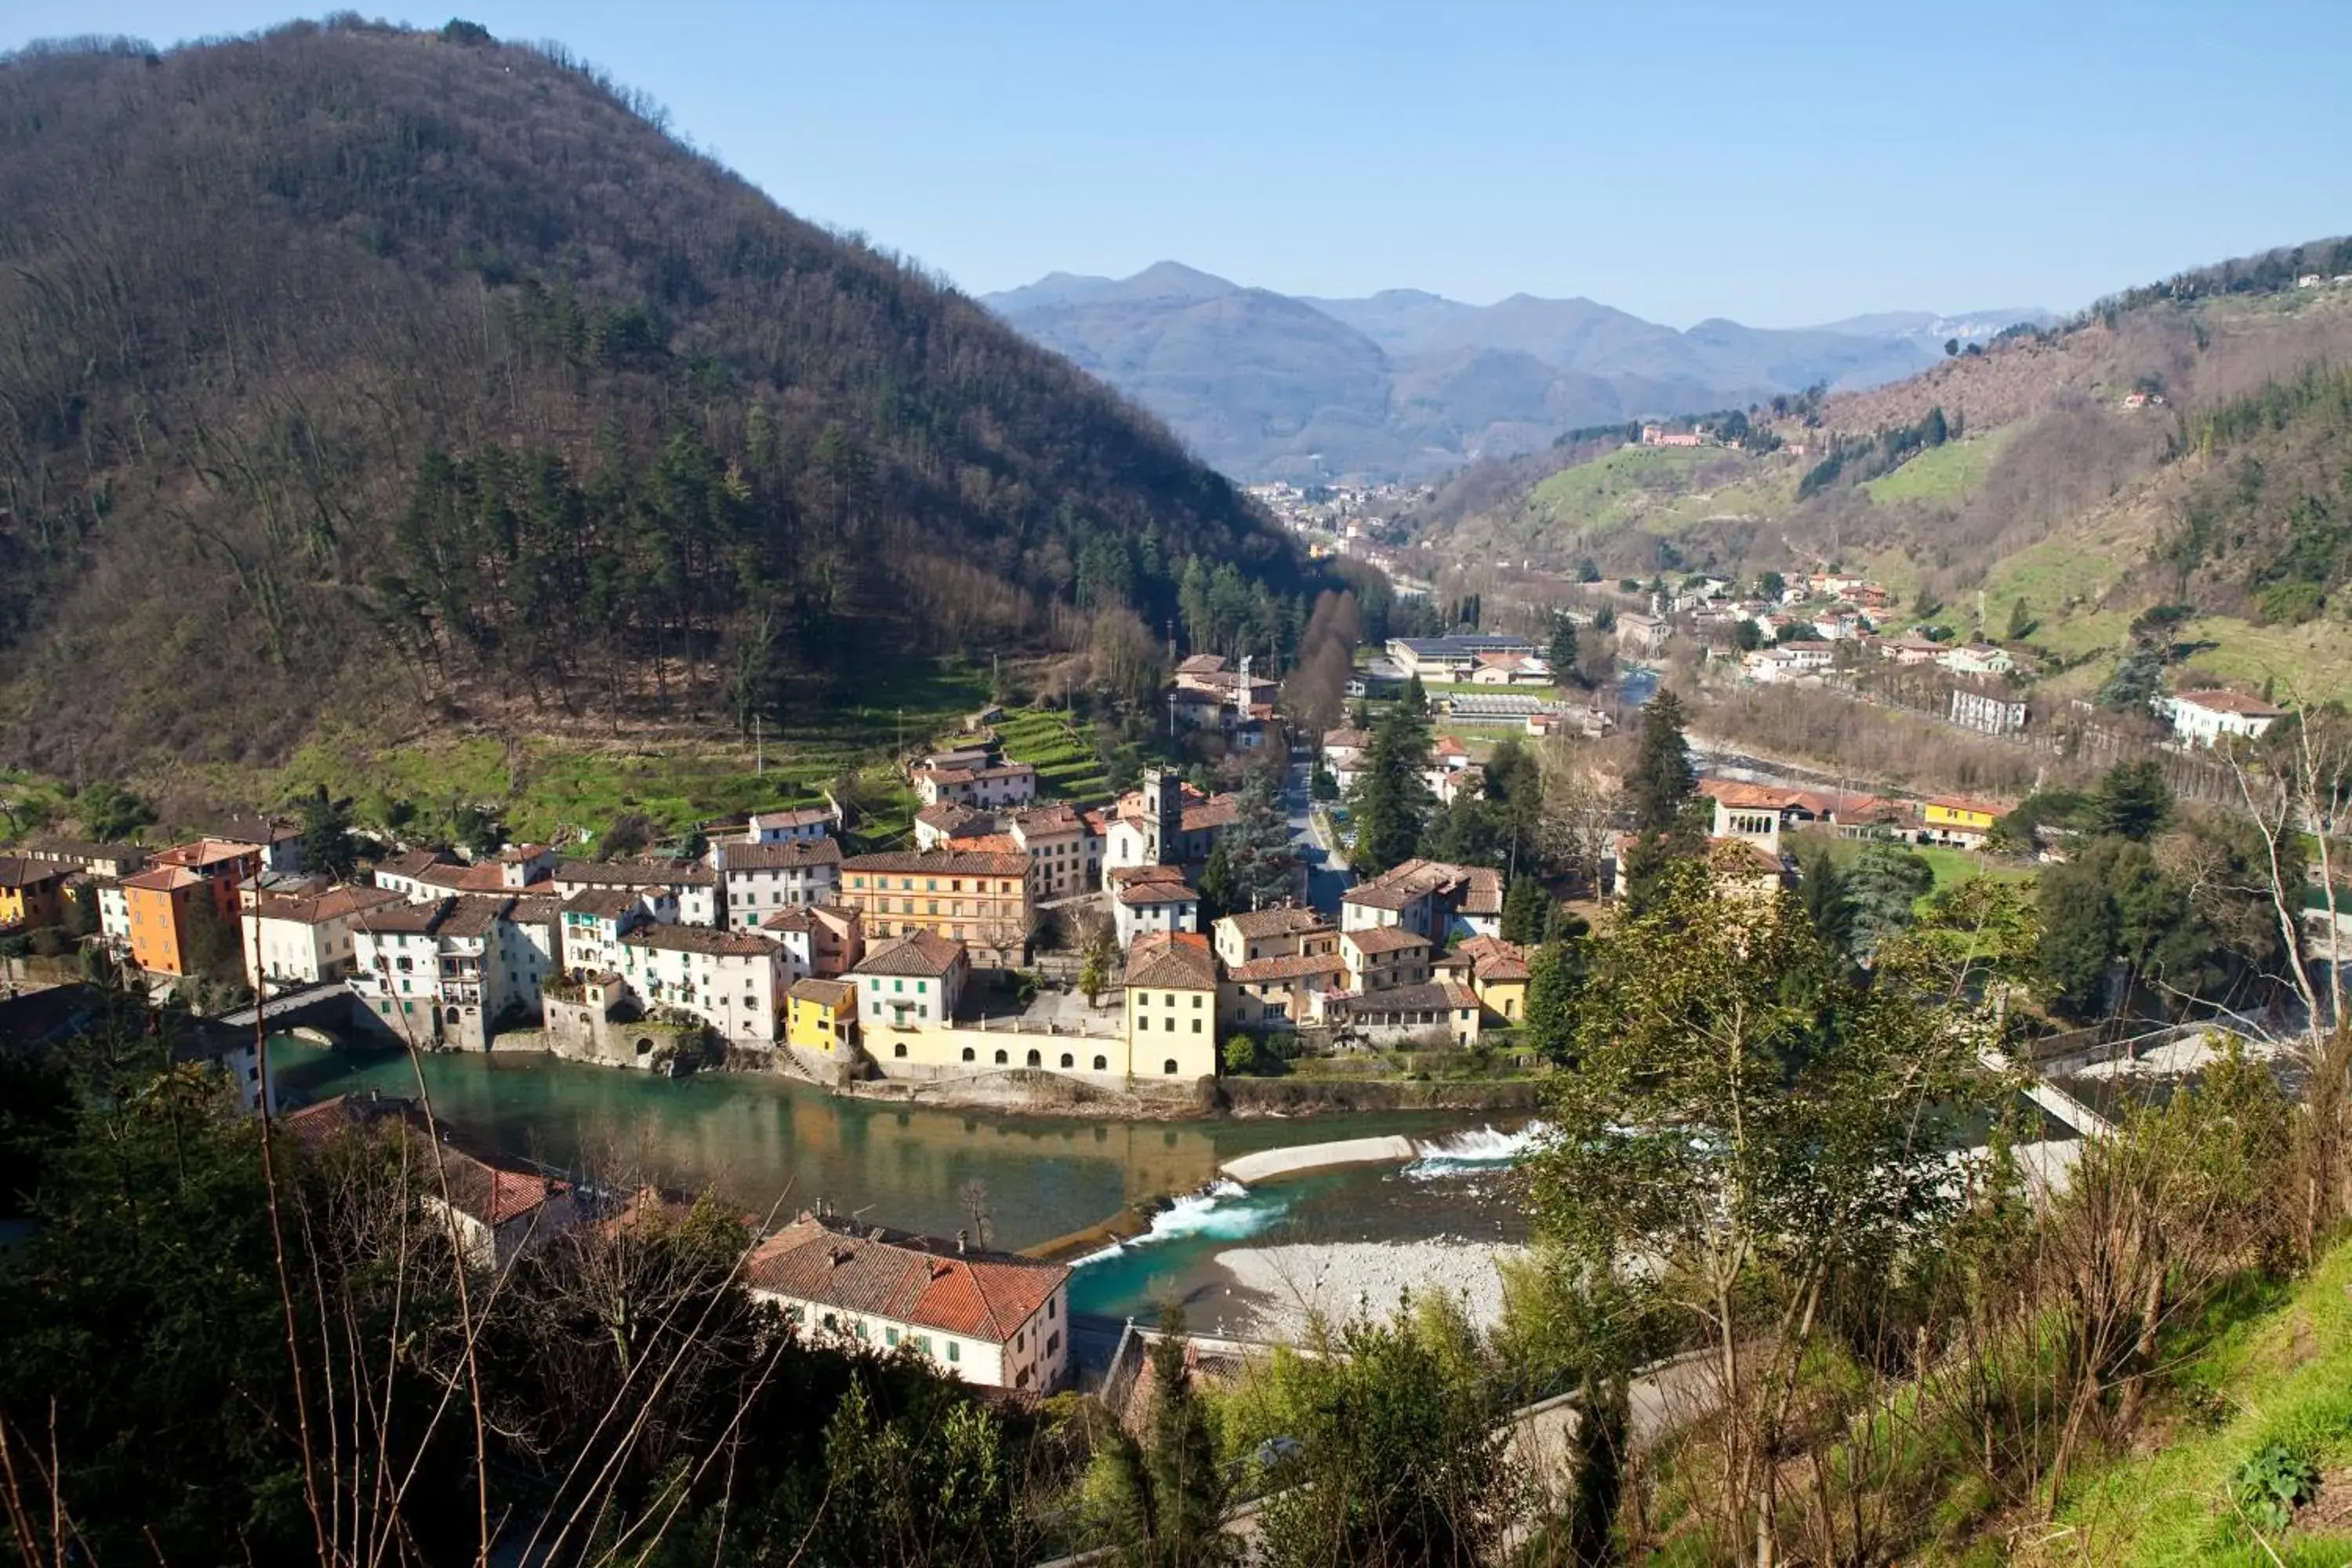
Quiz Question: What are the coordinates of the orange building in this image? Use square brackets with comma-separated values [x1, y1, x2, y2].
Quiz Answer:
[837, 848, 1033, 961]
[117, 839, 259, 976]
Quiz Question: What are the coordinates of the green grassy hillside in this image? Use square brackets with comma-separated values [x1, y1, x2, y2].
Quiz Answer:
[2047, 1239, 2352, 1566]
[1405, 265, 2352, 702]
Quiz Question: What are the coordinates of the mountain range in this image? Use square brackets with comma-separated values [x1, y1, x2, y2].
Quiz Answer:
[982, 262, 2050, 482]
[1400, 231, 2352, 701]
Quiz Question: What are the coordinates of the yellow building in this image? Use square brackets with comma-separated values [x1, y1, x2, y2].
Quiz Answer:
[1436, 935, 1533, 1024]
[0, 855, 71, 934]
[1122, 931, 1221, 1079]
[786, 977, 858, 1057]
[1921, 797, 2003, 848]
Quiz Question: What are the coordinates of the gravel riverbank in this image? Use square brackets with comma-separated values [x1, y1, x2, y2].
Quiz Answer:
[1214, 1240, 1528, 1341]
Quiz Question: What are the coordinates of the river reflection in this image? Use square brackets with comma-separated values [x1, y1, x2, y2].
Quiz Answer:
[272, 1042, 1486, 1252]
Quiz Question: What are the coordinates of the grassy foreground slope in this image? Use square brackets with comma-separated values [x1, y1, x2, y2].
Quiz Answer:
[2044, 1239, 2352, 1566]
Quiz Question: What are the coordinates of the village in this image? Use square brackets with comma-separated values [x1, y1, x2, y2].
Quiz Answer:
[0, 584, 2318, 1398]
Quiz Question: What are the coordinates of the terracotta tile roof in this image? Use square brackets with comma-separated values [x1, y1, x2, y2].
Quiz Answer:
[745, 1215, 1067, 1343]
[1344, 858, 1502, 917]
[762, 908, 816, 934]
[415, 860, 526, 895]
[853, 930, 966, 978]
[1218, 906, 1331, 941]
[1011, 803, 1092, 837]
[946, 833, 1024, 855]
[1116, 878, 1199, 907]
[556, 858, 715, 889]
[1123, 931, 1216, 990]
[1319, 728, 1374, 753]
[17, 837, 147, 869]
[1343, 925, 1431, 956]
[354, 898, 452, 935]
[1179, 796, 1240, 833]
[789, 977, 857, 1007]
[1176, 653, 1229, 674]
[1452, 935, 1531, 982]
[916, 802, 989, 834]
[437, 1147, 569, 1227]
[251, 884, 405, 926]
[1330, 982, 1479, 1017]
[842, 849, 1032, 878]
[1228, 953, 1347, 983]
[1109, 864, 1188, 889]
[121, 865, 208, 893]
[563, 887, 651, 920]
[918, 762, 1037, 786]
[153, 838, 260, 873]
[2176, 690, 2288, 717]
[622, 925, 775, 958]
[1706, 838, 1789, 875]
[437, 896, 514, 939]
[750, 807, 833, 831]
[724, 838, 844, 871]
[507, 896, 564, 927]
[1698, 779, 1820, 812]
[278, 1091, 426, 1149]
[0, 855, 72, 891]
[374, 848, 460, 880]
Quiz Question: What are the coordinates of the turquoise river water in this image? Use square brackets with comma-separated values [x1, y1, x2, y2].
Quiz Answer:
[272, 1042, 1537, 1323]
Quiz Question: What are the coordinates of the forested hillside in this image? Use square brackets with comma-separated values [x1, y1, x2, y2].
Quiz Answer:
[0, 22, 1306, 773]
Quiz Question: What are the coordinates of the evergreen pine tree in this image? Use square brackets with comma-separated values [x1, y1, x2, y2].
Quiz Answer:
[1221, 761, 1297, 910]
[1196, 840, 1238, 921]
[1501, 875, 1548, 944]
[1628, 690, 1695, 834]
[1087, 1310, 1234, 1567]
[1350, 701, 1433, 875]
[1548, 614, 1579, 682]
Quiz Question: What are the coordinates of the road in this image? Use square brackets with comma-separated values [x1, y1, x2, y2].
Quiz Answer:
[1285, 752, 1352, 914]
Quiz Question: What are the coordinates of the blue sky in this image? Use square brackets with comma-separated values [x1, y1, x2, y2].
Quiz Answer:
[5, 1, 2349, 325]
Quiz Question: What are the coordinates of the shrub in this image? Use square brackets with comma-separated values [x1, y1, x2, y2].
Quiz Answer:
[2229, 1439, 2318, 1534]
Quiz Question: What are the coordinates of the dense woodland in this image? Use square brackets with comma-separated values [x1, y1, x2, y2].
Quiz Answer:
[0, 22, 1311, 771]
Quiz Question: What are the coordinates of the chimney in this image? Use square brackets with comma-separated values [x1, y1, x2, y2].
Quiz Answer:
[956, 1229, 968, 1255]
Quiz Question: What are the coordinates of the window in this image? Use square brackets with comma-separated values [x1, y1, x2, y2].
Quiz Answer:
[1047, 1296, 1058, 1320]
[961, 1046, 975, 1062]
[1192, 995, 1203, 1007]
[1135, 1015, 1149, 1031]
[916, 1334, 932, 1355]
[1025, 1049, 1040, 1068]
[894, 1043, 907, 1058]
[894, 979, 904, 993]
[1192, 1020, 1202, 1033]
[1046, 1331, 1061, 1357]
[994, 1049, 1007, 1065]
[1092, 1054, 1106, 1071]
[946, 1341, 960, 1363]
[1163, 1059, 1178, 1075]
[1059, 1053, 1073, 1069]
[1164, 994, 1176, 1007]
[886, 1327, 899, 1347]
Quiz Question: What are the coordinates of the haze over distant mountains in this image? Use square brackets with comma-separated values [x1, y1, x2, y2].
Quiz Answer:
[982, 262, 2049, 482]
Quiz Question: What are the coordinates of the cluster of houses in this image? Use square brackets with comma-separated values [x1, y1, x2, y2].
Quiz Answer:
[11, 721, 1537, 1090]
[278, 1091, 1076, 1392]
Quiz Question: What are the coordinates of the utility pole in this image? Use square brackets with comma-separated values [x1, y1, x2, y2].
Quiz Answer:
[754, 714, 763, 778]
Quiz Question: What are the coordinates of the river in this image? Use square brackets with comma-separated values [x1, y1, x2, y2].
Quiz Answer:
[271, 1042, 1535, 1324]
